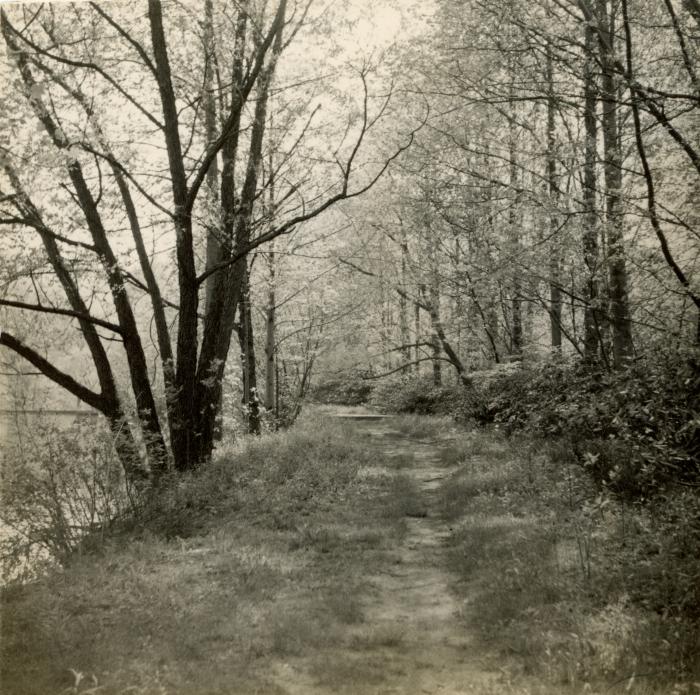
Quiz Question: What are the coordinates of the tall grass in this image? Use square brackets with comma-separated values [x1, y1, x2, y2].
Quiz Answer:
[0, 417, 395, 695]
[437, 431, 700, 693]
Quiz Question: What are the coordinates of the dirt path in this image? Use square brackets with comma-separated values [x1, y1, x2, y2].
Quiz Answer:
[269, 414, 500, 695]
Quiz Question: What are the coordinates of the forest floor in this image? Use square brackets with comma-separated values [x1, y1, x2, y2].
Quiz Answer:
[1, 409, 695, 695]
[264, 411, 499, 695]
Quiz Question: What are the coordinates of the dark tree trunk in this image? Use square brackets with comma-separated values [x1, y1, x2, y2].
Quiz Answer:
[596, 0, 634, 367]
[265, 249, 277, 412]
[237, 264, 261, 435]
[414, 299, 421, 374]
[149, 0, 200, 470]
[582, 21, 603, 364]
[192, 4, 284, 462]
[203, 0, 221, 314]
[399, 230, 411, 370]
[546, 43, 562, 353]
[507, 84, 523, 359]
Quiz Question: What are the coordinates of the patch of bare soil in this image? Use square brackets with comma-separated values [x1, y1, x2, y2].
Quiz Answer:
[269, 418, 500, 694]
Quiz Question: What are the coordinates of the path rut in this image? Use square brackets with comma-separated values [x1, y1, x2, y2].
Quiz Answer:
[270, 415, 500, 695]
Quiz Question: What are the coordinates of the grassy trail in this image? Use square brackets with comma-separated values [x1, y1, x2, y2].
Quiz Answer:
[2, 410, 695, 694]
[266, 414, 497, 694]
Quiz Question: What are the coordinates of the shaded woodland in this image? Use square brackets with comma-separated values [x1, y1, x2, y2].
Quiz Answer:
[0, 1, 699, 690]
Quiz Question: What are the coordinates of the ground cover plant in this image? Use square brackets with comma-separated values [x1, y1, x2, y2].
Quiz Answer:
[435, 429, 700, 694]
[453, 352, 700, 495]
[0, 415, 411, 695]
[357, 352, 700, 692]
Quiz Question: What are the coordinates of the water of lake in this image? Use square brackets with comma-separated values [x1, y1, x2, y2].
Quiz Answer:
[0, 410, 100, 452]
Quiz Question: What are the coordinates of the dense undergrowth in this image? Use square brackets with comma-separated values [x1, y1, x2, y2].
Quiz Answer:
[1, 417, 405, 694]
[314, 351, 700, 496]
[312, 353, 700, 689]
[436, 429, 700, 693]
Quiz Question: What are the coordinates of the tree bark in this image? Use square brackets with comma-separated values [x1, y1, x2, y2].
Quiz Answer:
[203, 0, 221, 313]
[414, 298, 421, 373]
[148, 0, 199, 469]
[596, 0, 634, 367]
[193, 1, 285, 461]
[237, 263, 261, 435]
[507, 81, 523, 359]
[264, 248, 277, 412]
[399, 229, 411, 371]
[582, 21, 602, 364]
[546, 42, 562, 353]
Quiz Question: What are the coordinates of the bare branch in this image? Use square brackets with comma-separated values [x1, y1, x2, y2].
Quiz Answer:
[0, 298, 123, 334]
[0, 330, 106, 412]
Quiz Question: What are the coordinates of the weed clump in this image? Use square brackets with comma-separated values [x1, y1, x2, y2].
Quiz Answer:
[1, 416, 386, 695]
[438, 431, 700, 692]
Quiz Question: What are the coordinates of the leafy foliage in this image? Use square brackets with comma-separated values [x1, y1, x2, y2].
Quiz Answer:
[368, 374, 460, 415]
[309, 369, 375, 406]
[0, 415, 134, 582]
[370, 352, 700, 497]
[459, 355, 700, 496]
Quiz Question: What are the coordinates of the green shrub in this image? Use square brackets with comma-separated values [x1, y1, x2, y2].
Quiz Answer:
[309, 369, 374, 406]
[453, 351, 700, 497]
[0, 416, 133, 581]
[368, 374, 461, 415]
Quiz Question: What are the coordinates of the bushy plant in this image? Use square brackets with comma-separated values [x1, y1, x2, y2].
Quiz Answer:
[308, 369, 374, 406]
[453, 351, 700, 497]
[0, 416, 134, 581]
[368, 373, 462, 415]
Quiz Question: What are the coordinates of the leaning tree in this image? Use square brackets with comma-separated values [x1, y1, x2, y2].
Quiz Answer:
[0, 0, 418, 481]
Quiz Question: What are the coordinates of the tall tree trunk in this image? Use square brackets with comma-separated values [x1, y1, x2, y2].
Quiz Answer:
[379, 284, 392, 372]
[193, 1, 285, 462]
[149, 0, 199, 471]
[452, 233, 463, 368]
[67, 163, 168, 475]
[414, 298, 421, 373]
[427, 235, 443, 385]
[237, 264, 261, 435]
[432, 337, 442, 385]
[430, 289, 442, 385]
[504, 80, 523, 360]
[582, 21, 603, 364]
[203, 0, 221, 312]
[597, 0, 634, 367]
[546, 43, 562, 352]
[264, 247, 277, 412]
[264, 148, 277, 413]
[507, 86, 523, 359]
[399, 228, 411, 370]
